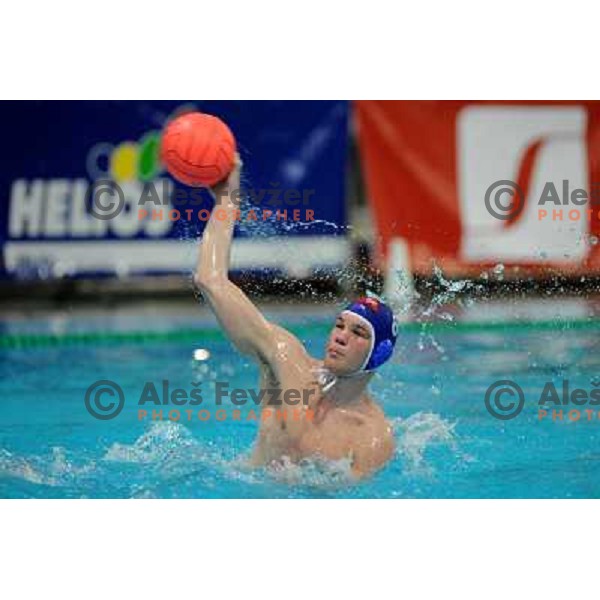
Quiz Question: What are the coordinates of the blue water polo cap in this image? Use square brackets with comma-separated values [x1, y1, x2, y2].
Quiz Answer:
[341, 295, 398, 371]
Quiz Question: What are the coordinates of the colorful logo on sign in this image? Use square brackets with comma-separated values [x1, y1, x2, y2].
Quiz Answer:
[86, 131, 163, 183]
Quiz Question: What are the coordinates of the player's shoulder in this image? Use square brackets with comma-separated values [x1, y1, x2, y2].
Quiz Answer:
[353, 398, 395, 442]
[361, 394, 388, 423]
[350, 403, 396, 475]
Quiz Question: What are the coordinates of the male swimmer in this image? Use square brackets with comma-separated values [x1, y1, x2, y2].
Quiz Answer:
[193, 157, 397, 478]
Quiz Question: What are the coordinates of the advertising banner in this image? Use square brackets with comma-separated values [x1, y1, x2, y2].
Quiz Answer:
[355, 100, 600, 277]
[1, 101, 349, 279]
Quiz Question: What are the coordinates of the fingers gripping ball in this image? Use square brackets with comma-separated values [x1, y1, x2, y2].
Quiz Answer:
[160, 112, 236, 187]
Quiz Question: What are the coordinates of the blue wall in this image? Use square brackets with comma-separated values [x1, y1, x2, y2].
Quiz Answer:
[0, 100, 348, 278]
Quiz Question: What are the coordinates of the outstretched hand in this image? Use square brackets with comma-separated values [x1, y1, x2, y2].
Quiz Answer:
[210, 152, 242, 202]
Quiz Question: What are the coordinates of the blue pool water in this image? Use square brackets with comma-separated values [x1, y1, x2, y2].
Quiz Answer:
[2, 303, 600, 498]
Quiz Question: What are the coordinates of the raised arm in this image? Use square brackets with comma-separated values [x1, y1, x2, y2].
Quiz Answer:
[193, 157, 279, 362]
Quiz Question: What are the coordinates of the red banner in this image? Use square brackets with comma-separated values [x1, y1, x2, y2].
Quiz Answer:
[355, 100, 600, 277]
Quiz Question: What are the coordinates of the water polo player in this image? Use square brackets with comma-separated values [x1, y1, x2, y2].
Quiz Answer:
[193, 156, 397, 478]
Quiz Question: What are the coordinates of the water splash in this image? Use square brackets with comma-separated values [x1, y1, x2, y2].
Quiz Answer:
[0, 448, 57, 486]
[393, 411, 460, 474]
[419, 264, 482, 320]
[408, 264, 487, 357]
[103, 421, 199, 464]
[0, 446, 94, 488]
[263, 454, 355, 489]
[105, 421, 355, 492]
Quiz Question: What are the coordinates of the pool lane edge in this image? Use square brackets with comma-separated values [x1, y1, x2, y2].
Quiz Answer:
[2, 317, 600, 349]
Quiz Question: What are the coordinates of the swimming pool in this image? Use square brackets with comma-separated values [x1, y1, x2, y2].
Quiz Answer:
[2, 299, 600, 498]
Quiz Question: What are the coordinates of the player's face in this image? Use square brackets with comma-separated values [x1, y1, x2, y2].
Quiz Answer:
[324, 313, 372, 375]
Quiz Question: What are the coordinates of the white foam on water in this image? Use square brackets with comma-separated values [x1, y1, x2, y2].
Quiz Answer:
[392, 411, 461, 474]
[103, 420, 199, 464]
[102, 421, 358, 494]
[263, 454, 355, 489]
[103, 422, 268, 495]
[0, 448, 57, 486]
[0, 446, 95, 488]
